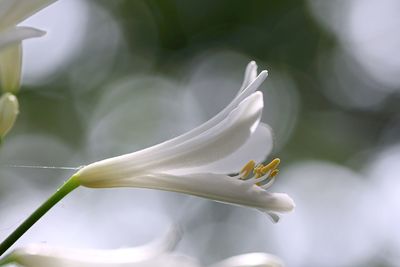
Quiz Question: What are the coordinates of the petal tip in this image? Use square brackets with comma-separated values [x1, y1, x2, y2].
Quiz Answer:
[286, 199, 296, 212]
[259, 69, 268, 78]
[251, 91, 264, 104]
[248, 60, 257, 68]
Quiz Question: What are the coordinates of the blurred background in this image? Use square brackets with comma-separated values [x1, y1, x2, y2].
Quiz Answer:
[1, 0, 399, 266]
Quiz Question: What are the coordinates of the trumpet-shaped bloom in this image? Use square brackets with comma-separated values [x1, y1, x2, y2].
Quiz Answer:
[74, 62, 295, 222]
[0, 0, 56, 93]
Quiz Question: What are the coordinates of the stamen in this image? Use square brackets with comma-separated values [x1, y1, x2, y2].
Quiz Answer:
[240, 160, 256, 179]
[238, 158, 281, 188]
[253, 164, 265, 178]
[261, 158, 280, 174]
[261, 177, 276, 189]
[238, 158, 281, 189]
[270, 169, 279, 177]
[255, 173, 271, 185]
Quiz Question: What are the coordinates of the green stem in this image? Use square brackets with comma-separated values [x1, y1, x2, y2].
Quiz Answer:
[0, 175, 80, 256]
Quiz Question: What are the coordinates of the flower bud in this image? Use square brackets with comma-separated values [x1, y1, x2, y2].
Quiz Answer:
[0, 44, 22, 94]
[0, 92, 19, 139]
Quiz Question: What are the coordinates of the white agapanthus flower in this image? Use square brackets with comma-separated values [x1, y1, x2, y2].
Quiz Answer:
[0, 227, 196, 267]
[2, 248, 285, 267]
[209, 253, 284, 267]
[73, 62, 295, 222]
[1, 229, 284, 267]
[0, 0, 56, 93]
[2, 246, 198, 267]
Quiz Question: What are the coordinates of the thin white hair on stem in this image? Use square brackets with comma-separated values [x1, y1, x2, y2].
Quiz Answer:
[2, 164, 83, 170]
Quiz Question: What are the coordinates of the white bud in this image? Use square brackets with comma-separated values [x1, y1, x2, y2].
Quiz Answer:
[0, 92, 19, 139]
[0, 43, 22, 93]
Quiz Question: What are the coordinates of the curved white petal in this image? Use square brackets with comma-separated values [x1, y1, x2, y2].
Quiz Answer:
[188, 123, 274, 174]
[238, 61, 259, 94]
[5, 226, 193, 267]
[77, 92, 265, 185]
[151, 92, 264, 169]
[91, 66, 268, 168]
[136, 68, 267, 157]
[0, 26, 45, 50]
[84, 172, 295, 214]
[0, 0, 56, 29]
[208, 253, 284, 267]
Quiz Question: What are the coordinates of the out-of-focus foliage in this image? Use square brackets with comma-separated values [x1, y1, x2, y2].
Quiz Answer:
[0, 0, 399, 266]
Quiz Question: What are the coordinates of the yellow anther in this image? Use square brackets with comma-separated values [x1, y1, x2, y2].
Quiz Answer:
[253, 164, 262, 173]
[261, 158, 280, 174]
[253, 164, 265, 178]
[269, 169, 279, 177]
[239, 158, 282, 184]
[240, 160, 256, 178]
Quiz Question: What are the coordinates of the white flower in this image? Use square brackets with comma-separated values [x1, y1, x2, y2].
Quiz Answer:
[208, 253, 284, 267]
[2, 227, 284, 267]
[0, 92, 19, 139]
[3, 248, 284, 267]
[74, 62, 295, 222]
[3, 247, 285, 267]
[0, 0, 56, 93]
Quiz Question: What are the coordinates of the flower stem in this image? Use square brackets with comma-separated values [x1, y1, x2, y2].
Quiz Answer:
[0, 175, 80, 256]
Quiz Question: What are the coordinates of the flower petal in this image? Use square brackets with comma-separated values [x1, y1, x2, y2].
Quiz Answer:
[185, 123, 273, 174]
[76, 92, 265, 184]
[238, 61, 258, 94]
[85, 171, 295, 214]
[9, 247, 199, 267]
[6, 226, 193, 267]
[152, 92, 264, 169]
[208, 253, 284, 267]
[100, 66, 268, 166]
[0, 26, 45, 50]
[0, 0, 56, 29]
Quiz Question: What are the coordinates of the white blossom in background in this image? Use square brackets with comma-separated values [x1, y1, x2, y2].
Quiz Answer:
[0, 227, 197, 267]
[3, 247, 284, 267]
[0, 0, 56, 93]
[2, 247, 198, 267]
[73, 61, 295, 222]
[209, 253, 284, 267]
[4, 249, 284, 267]
[2, 227, 284, 267]
[0, 92, 19, 139]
